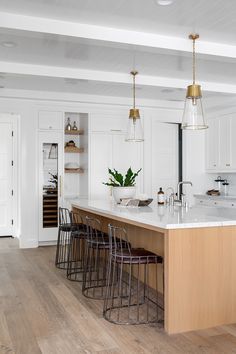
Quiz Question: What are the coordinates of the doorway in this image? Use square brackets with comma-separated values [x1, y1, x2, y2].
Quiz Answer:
[0, 114, 18, 237]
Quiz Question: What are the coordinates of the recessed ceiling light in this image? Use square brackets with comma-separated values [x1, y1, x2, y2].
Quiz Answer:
[1, 41, 17, 48]
[161, 88, 174, 93]
[156, 0, 174, 5]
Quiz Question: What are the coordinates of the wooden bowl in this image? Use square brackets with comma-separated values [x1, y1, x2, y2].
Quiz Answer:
[138, 198, 153, 206]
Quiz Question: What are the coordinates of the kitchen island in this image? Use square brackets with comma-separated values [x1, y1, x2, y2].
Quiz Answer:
[72, 199, 236, 334]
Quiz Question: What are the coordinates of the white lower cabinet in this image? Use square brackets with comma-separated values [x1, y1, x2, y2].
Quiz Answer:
[195, 196, 236, 208]
[206, 115, 236, 172]
[89, 131, 143, 199]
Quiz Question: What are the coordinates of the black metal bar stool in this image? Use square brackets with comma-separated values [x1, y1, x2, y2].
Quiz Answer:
[82, 216, 110, 299]
[103, 224, 163, 325]
[55, 207, 72, 269]
[67, 211, 87, 281]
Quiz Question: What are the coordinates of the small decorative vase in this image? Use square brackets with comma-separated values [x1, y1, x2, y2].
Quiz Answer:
[72, 121, 78, 130]
[113, 186, 136, 204]
[65, 117, 72, 131]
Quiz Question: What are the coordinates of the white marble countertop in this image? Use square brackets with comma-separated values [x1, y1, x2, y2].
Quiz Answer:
[71, 198, 236, 230]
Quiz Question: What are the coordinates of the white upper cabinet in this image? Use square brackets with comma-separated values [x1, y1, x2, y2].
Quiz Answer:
[219, 117, 231, 170]
[89, 113, 127, 132]
[38, 111, 63, 130]
[206, 116, 236, 172]
[206, 118, 219, 171]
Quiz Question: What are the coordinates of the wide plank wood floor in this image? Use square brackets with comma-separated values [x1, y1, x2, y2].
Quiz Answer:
[1, 237, 236, 354]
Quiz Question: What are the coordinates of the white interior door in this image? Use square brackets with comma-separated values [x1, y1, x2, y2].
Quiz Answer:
[0, 122, 13, 236]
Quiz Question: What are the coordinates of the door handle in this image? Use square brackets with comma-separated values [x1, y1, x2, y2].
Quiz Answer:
[59, 176, 62, 198]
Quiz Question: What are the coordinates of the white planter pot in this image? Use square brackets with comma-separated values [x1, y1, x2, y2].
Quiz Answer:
[113, 186, 136, 203]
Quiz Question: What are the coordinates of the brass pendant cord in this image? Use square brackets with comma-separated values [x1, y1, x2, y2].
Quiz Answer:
[131, 71, 137, 109]
[192, 37, 196, 84]
[189, 34, 199, 85]
[133, 73, 135, 109]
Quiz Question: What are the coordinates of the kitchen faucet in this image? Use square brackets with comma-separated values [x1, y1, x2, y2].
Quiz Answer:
[176, 181, 193, 206]
[165, 187, 175, 205]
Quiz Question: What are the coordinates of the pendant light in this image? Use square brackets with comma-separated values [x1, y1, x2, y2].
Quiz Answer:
[182, 34, 208, 130]
[125, 71, 144, 142]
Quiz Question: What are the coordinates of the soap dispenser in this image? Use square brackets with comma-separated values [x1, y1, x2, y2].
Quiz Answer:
[157, 187, 165, 205]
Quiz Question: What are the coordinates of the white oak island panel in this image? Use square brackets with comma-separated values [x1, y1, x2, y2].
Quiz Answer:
[72, 199, 236, 334]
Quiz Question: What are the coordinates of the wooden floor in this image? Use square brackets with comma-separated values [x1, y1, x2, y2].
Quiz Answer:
[1, 239, 236, 354]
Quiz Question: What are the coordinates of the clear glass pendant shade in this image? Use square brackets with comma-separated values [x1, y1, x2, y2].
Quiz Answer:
[182, 97, 208, 130]
[125, 117, 144, 142]
[125, 71, 144, 142]
[181, 34, 208, 130]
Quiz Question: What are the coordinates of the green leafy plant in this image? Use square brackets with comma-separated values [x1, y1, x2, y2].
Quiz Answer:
[103, 167, 142, 187]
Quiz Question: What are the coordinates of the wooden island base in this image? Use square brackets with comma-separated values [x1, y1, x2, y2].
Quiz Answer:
[73, 205, 236, 334]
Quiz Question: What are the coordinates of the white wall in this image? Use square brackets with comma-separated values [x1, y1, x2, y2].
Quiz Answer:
[0, 91, 184, 248]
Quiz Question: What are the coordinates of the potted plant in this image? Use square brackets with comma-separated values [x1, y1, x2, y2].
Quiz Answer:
[103, 167, 142, 203]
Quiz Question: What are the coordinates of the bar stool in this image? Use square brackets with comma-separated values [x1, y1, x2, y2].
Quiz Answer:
[55, 207, 72, 269]
[67, 211, 87, 281]
[103, 224, 163, 325]
[82, 216, 111, 299]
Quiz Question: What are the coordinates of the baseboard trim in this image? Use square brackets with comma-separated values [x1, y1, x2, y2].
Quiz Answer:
[39, 240, 57, 246]
[19, 238, 38, 249]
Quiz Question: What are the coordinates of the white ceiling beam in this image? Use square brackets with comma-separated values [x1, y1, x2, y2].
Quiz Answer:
[1, 61, 236, 95]
[0, 88, 184, 110]
[0, 12, 236, 59]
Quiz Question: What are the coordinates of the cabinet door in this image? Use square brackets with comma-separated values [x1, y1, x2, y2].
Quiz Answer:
[38, 111, 63, 130]
[229, 117, 236, 170]
[89, 132, 111, 199]
[112, 133, 143, 194]
[219, 117, 232, 170]
[90, 114, 127, 132]
[206, 118, 219, 171]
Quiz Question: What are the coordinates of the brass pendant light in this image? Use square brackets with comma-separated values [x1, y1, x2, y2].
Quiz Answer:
[182, 34, 208, 130]
[125, 71, 144, 142]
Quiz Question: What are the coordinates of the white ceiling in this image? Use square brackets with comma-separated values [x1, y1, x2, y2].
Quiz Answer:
[0, 0, 235, 109]
[0, 0, 236, 44]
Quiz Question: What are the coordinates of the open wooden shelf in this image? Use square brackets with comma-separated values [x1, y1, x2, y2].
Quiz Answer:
[65, 168, 84, 174]
[65, 129, 84, 135]
[64, 146, 84, 153]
